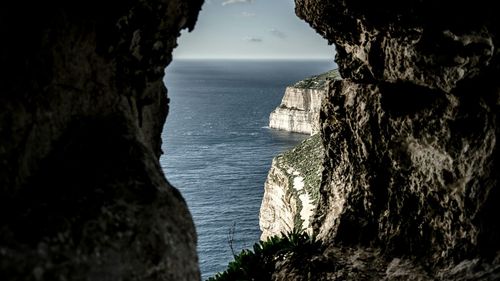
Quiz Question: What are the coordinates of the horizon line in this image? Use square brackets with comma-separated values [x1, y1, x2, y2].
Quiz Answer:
[172, 57, 336, 61]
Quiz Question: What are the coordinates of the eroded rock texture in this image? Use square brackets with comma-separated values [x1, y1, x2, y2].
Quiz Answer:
[318, 81, 499, 259]
[296, 0, 498, 93]
[0, 0, 203, 280]
[272, 0, 500, 279]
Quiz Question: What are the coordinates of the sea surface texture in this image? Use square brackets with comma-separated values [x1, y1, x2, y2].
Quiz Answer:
[161, 59, 335, 279]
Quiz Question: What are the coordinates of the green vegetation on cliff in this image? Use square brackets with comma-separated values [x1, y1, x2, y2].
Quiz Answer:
[266, 133, 324, 232]
[292, 69, 341, 89]
[277, 133, 324, 203]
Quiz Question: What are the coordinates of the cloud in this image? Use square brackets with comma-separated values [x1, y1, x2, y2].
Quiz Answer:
[241, 11, 256, 17]
[270, 28, 286, 39]
[244, 37, 263, 43]
[222, 0, 254, 6]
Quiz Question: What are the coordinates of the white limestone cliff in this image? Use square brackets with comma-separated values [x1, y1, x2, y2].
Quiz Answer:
[259, 134, 324, 240]
[269, 88, 325, 134]
[269, 69, 340, 135]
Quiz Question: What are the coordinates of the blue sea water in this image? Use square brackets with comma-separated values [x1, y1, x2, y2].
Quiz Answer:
[160, 59, 336, 280]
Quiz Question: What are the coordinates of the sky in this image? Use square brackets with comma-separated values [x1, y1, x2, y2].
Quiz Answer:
[173, 0, 336, 59]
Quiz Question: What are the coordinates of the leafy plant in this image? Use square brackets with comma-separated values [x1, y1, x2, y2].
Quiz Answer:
[207, 230, 323, 281]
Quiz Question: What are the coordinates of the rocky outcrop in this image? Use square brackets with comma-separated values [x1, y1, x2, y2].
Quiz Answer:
[260, 134, 324, 240]
[267, 0, 500, 280]
[317, 79, 499, 261]
[269, 70, 340, 134]
[0, 1, 203, 280]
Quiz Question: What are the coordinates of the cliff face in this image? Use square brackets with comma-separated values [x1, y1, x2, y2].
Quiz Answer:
[270, 0, 500, 279]
[269, 88, 324, 134]
[260, 134, 324, 240]
[0, 1, 203, 280]
[269, 70, 340, 135]
[262, 72, 339, 240]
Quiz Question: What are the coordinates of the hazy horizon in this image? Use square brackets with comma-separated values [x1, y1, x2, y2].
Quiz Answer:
[171, 57, 335, 61]
[173, 0, 335, 60]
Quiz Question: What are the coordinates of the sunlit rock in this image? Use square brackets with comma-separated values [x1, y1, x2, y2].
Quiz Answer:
[260, 134, 324, 240]
[269, 70, 341, 135]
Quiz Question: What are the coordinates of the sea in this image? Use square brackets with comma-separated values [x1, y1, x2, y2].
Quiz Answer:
[160, 59, 336, 280]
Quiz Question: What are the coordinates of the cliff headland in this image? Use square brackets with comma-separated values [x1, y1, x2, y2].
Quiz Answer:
[269, 70, 341, 135]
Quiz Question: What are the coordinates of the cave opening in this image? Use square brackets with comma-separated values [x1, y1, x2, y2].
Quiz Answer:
[3, 0, 499, 280]
[158, 0, 336, 279]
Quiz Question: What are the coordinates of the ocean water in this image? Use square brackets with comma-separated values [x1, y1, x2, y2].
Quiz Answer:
[160, 59, 335, 280]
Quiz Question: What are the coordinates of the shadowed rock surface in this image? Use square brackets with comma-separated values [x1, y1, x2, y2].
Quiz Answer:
[265, 0, 500, 279]
[0, 0, 203, 280]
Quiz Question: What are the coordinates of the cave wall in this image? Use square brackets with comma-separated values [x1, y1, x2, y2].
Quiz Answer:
[289, 0, 499, 278]
[3, 0, 499, 279]
[0, 0, 203, 280]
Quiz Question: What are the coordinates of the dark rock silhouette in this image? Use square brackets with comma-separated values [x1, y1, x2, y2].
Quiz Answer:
[0, 0, 203, 280]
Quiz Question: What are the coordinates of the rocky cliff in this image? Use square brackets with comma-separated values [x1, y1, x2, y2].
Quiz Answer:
[270, 0, 500, 279]
[260, 134, 324, 240]
[0, 1, 203, 280]
[269, 70, 340, 135]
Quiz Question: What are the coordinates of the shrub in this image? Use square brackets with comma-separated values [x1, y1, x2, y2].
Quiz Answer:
[207, 230, 322, 281]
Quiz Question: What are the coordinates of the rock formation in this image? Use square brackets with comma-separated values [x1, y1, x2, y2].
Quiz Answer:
[269, 70, 340, 135]
[0, 0, 203, 280]
[268, 0, 500, 279]
[3, 0, 500, 279]
[260, 134, 324, 240]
